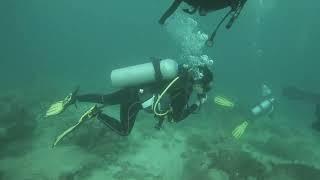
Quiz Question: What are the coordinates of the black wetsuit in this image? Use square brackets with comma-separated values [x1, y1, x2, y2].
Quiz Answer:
[283, 87, 320, 103]
[316, 104, 320, 120]
[159, 0, 241, 24]
[75, 71, 199, 136]
[312, 104, 320, 130]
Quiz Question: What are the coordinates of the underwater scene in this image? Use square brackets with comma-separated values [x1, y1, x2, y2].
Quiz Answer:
[1, 0, 320, 179]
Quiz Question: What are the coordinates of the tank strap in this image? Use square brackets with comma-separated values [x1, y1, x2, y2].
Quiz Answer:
[152, 59, 163, 82]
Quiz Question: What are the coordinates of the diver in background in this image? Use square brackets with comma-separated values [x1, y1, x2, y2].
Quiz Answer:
[159, 0, 248, 46]
[214, 84, 275, 138]
[315, 104, 320, 130]
[282, 86, 320, 131]
[46, 59, 213, 147]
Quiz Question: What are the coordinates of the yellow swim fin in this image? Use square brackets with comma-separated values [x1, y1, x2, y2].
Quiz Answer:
[232, 121, 249, 139]
[45, 87, 79, 117]
[46, 95, 73, 117]
[214, 95, 235, 108]
[46, 100, 66, 117]
[52, 105, 101, 148]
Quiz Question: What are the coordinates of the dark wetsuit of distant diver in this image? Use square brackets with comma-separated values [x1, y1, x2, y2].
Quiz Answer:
[283, 86, 320, 103]
[159, 0, 231, 24]
[74, 65, 200, 136]
[159, 0, 247, 46]
[283, 86, 320, 130]
[315, 104, 320, 130]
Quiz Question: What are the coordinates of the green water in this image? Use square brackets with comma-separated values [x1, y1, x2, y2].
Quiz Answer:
[0, 0, 320, 179]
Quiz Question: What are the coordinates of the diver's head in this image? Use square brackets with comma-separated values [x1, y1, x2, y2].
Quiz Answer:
[192, 65, 213, 94]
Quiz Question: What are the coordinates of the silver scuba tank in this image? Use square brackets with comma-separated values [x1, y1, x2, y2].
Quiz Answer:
[110, 59, 179, 88]
[251, 98, 275, 116]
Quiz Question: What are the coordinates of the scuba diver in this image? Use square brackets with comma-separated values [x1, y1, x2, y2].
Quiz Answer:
[282, 86, 320, 131]
[214, 84, 275, 138]
[159, 0, 248, 47]
[46, 58, 213, 147]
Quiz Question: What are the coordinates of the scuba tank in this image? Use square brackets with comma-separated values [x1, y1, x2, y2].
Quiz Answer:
[251, 84, 274, 117]
[110, 59, 179, 88]
[251, 98, 275, 117]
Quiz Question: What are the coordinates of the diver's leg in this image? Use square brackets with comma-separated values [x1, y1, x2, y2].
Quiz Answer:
[120, 102, 142, 135]
[97, 113, 125, 135]
[159, 0, 183, 24]
[76, 88, 136, 105]
[96, 88, 141, 136]
[97, 102, 141, 136]
[76, 94, 108, 104]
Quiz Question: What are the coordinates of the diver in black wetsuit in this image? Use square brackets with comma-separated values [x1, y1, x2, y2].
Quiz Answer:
[46, 62, 213, 147]
[282, 86, 320, 131]
[77, 64, 212, 133]
[159, 0, 248, 46]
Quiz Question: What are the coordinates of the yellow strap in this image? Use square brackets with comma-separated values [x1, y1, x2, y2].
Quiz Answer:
[153, 76, 180, 116]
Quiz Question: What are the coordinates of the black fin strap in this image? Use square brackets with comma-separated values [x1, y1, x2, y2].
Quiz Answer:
[152, 59, 163, 82]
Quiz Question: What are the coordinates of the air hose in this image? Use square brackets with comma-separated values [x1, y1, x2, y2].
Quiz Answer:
[153, 76, 180, 116]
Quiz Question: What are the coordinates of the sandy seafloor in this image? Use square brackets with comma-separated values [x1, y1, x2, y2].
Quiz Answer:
[1, 83, 320, 180]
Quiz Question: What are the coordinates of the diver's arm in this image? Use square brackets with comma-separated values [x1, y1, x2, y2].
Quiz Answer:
[172, 93, 207, 122]
[159, 0, 183, 25]
[173, 104, 199, 122]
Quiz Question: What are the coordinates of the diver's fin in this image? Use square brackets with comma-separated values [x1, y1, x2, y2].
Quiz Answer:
[45, 86, 80, 117]
[52, 105, 101, 148]
[46, 100, 66, 117]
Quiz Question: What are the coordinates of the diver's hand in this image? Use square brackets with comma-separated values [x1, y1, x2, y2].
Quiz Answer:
[196, 96, 207, 106]
[232, 121, 249, 139]
[201, 95, 207, 104]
